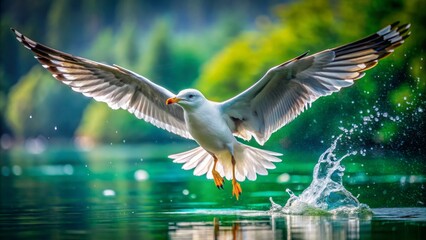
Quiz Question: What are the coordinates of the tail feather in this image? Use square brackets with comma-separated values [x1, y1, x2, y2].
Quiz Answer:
[169, 146, 215, 176]
[234, 144, 282, 181]
[193, 155, 214, 176]
[168, 143, 282, 182]
[182, 150, 209, 170]
[169, 147, 201, 163]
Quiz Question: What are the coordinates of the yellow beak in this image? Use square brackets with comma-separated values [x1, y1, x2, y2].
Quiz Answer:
[166, 97, 181, 105]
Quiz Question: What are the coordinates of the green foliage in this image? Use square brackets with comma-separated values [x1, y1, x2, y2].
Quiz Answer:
[376, 121, 398, 143]
[6, 67, 43, 137]
[140, 20, 174, 86]
[6, 67, 87, 138]
[76, 102, 156, 142]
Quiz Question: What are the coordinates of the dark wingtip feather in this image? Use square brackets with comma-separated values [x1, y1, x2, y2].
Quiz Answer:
[363, 60, 379, 71]
[390, 21, 400, 29]
[390, 21, 400, 27]
[297, 51, 310, 59]
[11, 28, 39, 51]
[11, 28, 23, 42]
[334, 22, 410, 61]
[10, 28, 19, 35]
[397, 23, 410, 31]
[11, 28, 23, 40]
[276, 51, 310, 68]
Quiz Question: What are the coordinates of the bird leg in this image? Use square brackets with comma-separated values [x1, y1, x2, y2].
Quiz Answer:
[212, 155, 224, 189]
[231, 156, 242, 200]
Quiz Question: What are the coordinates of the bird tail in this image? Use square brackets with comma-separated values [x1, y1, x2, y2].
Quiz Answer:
[231, 143, 282, 181]
[168, 143, 282, 182]
[169, 146, 214, 177]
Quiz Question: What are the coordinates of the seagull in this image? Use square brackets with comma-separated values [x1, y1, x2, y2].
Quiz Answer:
[12, 22, 410, 200]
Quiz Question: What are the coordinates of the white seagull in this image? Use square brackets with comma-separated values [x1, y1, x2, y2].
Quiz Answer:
[12, 22, 410, 200]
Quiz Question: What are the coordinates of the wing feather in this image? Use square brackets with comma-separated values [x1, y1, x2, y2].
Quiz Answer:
[12, 28, 192, 139]
[221, 22, 410, 145]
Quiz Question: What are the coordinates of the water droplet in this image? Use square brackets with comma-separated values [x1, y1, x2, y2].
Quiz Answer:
[54, 126, 57, 131]
[12, 165, 22, 176]
[277, 173, 290, 183]
[103, 189, 116, 197]
[63, 164, 74, 175]
[134, 169, 149, 181]
[182, 189, 189, 195]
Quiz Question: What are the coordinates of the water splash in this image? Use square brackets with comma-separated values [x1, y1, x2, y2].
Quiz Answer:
[270, 135, 372, 216]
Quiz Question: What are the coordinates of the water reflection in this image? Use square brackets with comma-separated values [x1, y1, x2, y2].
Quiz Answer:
[168, 212, 372, 240]
[169, 216, 279, 240]
[282, 215, 370, 240]
[1, 145, 425, 239]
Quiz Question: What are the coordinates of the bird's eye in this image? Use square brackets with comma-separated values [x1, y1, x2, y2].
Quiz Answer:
[188, 94, 194, 99]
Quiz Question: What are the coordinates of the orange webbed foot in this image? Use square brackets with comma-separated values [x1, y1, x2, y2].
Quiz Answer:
[232, 180, 242, 200]
[212, 170, 224, 189]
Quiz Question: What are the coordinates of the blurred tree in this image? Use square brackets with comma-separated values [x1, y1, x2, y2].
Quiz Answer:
[5, 67, 88, 139]
[140, 19, 175, 88]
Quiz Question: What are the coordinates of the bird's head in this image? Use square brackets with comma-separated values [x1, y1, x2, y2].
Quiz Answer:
[166, 89, 206, 109]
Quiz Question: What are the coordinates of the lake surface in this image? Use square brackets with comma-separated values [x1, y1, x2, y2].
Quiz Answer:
[1, 143, 425, 239]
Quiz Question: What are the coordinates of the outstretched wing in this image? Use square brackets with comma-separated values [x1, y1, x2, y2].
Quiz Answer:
[220, 22, 410, 145]
[12, 28, 192, 139]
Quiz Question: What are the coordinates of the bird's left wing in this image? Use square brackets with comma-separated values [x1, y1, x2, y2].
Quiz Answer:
[12, 29, 192, 139]
[220, 22, 410, 145]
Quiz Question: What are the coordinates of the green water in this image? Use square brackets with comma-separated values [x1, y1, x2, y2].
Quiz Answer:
[1, 144, 425, 239]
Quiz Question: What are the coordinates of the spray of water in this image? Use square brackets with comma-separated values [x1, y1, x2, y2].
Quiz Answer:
[268, 67, 425, 216]
[270, 135, 372, 216]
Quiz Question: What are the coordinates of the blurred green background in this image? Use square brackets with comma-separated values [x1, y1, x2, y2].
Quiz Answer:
[1, 2, 425, 238]
[0, 0, 425, 154]
[0, 1, 425, 230]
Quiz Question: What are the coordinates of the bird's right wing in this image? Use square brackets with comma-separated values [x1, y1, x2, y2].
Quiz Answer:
[12, 29, 192, 139]
[220, 22, 410, 145]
